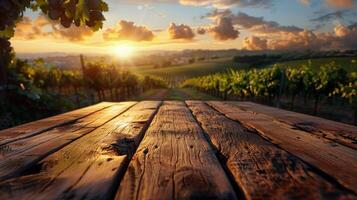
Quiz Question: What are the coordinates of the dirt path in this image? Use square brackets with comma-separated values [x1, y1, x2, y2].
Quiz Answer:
[135, 88, 219, 101]
[141, 89, 170, 100]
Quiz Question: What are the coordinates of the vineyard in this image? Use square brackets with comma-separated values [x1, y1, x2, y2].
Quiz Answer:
[182, 63, 357, 124]
[0, 53, 167, 129]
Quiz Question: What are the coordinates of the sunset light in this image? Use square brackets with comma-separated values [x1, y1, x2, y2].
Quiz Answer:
[115, 44, 135, 58]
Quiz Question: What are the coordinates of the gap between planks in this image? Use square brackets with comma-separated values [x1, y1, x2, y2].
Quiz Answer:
[0, 102, 117, 146]
[115, 101, 237, 200]
[0, 102, 137, 182]
[1, 100, 356, 200]
[0, 101, 161, 200]
[187, 101, 355, 199]
[230, 101, 357, 150]
[184, 101, 246, 200]
[208, 101, 357, 194]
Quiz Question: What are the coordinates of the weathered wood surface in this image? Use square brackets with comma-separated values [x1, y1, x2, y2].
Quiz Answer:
[0, 101, 160, 200]
[0, 102, 115, 146]
[187, 101, 353, 199]
[0, 102, 136, 182]
[116, 101, 237, 200]
[0, 100, 356, 200]
[231, 101, 357, 149]
[208, 101, 357, 194]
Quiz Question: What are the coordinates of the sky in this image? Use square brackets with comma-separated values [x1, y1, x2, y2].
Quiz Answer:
[11, 0, 357, 55]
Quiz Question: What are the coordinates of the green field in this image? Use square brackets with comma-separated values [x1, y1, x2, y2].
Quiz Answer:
[269, 57, 357, 72]
[129, 57, 249, 86]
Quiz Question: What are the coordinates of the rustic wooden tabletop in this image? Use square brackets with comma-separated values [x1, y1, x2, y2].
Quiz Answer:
[0, 101, 356, 200]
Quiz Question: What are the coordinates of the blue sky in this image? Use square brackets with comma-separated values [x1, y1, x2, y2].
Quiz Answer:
[13, 0, 357, 53]
[101, 0, 355, 30]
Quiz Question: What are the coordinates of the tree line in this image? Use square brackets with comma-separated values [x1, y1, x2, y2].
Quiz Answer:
[233, 50, 357, 67]
[182, 63, 356, 123]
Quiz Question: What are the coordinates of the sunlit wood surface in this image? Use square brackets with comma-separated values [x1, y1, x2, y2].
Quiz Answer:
[0, 101, 356, 200]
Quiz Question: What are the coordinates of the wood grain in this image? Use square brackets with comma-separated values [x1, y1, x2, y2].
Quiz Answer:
[231, 101, 357, 149]
[187, 101, 354, 199]
[0, 101, 161, 200]
[0, 102, 136, 182]
[208, 101, 357, 194]
[0, 102, 116, 146]
[116, 101, 237, 200]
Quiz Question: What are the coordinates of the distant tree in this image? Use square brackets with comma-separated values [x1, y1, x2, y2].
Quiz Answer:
[188, 58, 195, 64]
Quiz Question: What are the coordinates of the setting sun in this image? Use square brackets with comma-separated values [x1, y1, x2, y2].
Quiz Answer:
[115, 44, 135, 58]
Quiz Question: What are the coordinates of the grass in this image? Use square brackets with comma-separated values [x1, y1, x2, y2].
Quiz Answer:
[268, 57, 357, 72]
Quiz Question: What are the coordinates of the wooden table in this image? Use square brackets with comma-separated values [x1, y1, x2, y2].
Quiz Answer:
[0, 101, 356, 200]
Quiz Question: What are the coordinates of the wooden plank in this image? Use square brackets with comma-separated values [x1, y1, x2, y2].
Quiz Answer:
[116, 101, 237, 200]
[0, 101, 161, 200]
[187, 101, 354, 199]
[208, 101, 357, 193]
[0, 102, 136, 181]
[0, 102, 116, 146]
[0, 102, 160, 199]
[231, 101, 357, 149]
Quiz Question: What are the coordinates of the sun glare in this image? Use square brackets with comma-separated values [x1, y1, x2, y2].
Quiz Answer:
[115, 44, 135, 58]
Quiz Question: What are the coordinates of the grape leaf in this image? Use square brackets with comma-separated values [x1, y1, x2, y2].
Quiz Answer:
[0, 25, 15, 38]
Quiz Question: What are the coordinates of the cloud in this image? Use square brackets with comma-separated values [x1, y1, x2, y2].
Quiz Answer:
[203, 9, 302, 41]
[325, 0, 355, 8]
[299, 0, 310, 6]
[14, 16, 94, 41]
[209, 17, 239, 40]
[310, 9, 357, 29]
[203, 9, 233, 20]
[122, 0, 273, 8]
[50, 24, 94, 42]
[14, 16, 50, 40]
[349, 22, 357, 29]
[168, 23, 195, 40]
[179, 0, 273, 8]
[310, 10, 350, 23]
[197, 27, 206, 35]
[246, 23, 357, 51]
[243, 36, 267, 50]
[204, 9, 303, 34]
[332, 23, 357, 49]
[103, 20, 155, 41]
[267, 30, 332, 50]
[298, 0, 355, 8]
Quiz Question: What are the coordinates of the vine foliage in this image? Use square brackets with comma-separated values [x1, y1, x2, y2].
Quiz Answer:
[0, 0, 108, 101]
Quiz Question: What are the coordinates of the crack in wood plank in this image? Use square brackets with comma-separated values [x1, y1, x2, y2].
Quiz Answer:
[230, 101, 357, 149]
[208, 101, 357, 194]
[187, 101, 355, 199]
[116, 101, 237, 200]
[0, 101, 161, 200]
[0, 102, 137, 182]
[0, 102, 117, 146]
